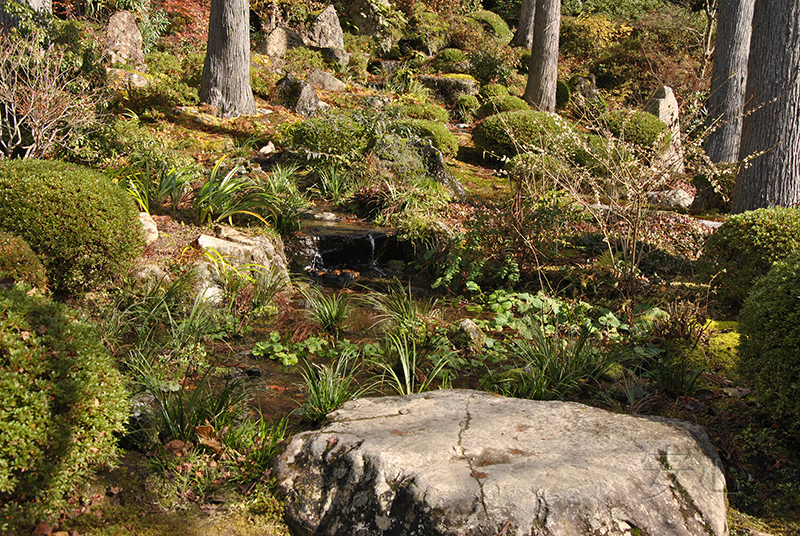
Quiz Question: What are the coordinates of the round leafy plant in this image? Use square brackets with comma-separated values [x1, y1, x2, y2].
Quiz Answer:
[598, 110, 670, 151]
[0, 231, 48, 290]
[698, 207, 800, 311]
[738, 253, 800, 440]
[478, 95, 530, 118]
[473, 110, 575, 158]
[0, 159, 145, 294]
[0, 286, 128, 531]
[389, 119, 459, 157]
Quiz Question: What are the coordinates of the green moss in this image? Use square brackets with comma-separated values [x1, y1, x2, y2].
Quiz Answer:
[473, 110, 575, 158]
[478, 95, 530, 118]
[390, 119, 459, 157]
[598, 109, 670, 152]
[467, 10, 512, 43]
[479, 83, 509, 100]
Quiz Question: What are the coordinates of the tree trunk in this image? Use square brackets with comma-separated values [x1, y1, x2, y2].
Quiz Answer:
[200, 0, 256, 119]
[732, 0, 800, 213]
[523, 0, 560, 112]
[704, 0, 754, 163]
[511, 0, 535, 49]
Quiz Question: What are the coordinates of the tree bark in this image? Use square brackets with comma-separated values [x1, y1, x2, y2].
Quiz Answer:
[200, 0, 256, 119]
[511, 0, 535, 49]
[523, 0, 560, 112]
[704, 0, 754, 163]
[732, 0, 800, 213]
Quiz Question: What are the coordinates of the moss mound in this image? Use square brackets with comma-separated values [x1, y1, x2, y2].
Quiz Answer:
[473, 110, 574, 158]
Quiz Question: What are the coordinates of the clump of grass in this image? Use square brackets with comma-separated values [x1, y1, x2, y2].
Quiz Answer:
[299, 347, 367, 422]
[302, 286, 351, 337]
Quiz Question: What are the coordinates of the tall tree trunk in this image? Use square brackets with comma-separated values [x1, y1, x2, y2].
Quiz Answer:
[732, 0, 800, 213]
[201, 0, 256, 119]
[511, 0, 535, 49]
[523, 0, 560, 112]
[704, 0, 754, 163]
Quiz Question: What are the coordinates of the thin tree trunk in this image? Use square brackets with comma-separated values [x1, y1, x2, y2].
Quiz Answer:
[511, 0, 535, 49]
[200, 0, 256, 119]
[523, 0, 560, 112]
[732, 0, 800, 213]
[704, 0, 754, 163]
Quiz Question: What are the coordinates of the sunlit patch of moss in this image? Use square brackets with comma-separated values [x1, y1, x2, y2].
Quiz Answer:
[704, 320, 739, 373]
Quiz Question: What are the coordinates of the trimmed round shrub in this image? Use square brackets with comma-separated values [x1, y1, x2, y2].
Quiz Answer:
[556, 80, 571, 108]
[0, 160, 145, 294]
[390, 119, 459, 157]
[0, 286, 128, 530]
[0, 231, 48, 290]
[598, 110, 670, 151]
[738, 253, 800, 439]
[698, 207, 800, 310]
[288, 112, 372, 158]
[435, 48, 466, 64]
[473, 110, 575, 158]
[467, 10, 512, 43]
[478, 95, 530, 118]
[390, 101, 450, 123]
[479, 83, 509, 100]
[456, 93, 480, 122]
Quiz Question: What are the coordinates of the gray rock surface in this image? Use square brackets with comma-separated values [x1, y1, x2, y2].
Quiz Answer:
[255, 26, 305, 57]
[272, 74, 323, 116]
[644, 86, 684, 173]
[138, 211, 158, 245]
[413, 140, 467, 201]
[276, 390, 728, 536]
[106, 67, 149, 88]
[418, 75, 479, 105]
[105, 10, 147, 71]
[308, 5, 345, 49]
[310, 46, 351, 69]
[450, 319, 485, 352]
[647, 188, 694, 210]
[309, 70, 347, 92]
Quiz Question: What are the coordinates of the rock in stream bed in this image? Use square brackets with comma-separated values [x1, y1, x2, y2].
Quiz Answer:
[275, 389, 727, 536]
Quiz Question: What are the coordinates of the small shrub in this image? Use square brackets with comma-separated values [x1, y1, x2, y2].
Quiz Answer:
[456, 93, 480, 122]
[479, 83, 509, 100]
[468, 48, 514, 85]
[407, 4, 448, 54]
[467, 9, 512, 43]
[738, 253, 800, 440]
[473, 109, 575, 158]
[0, 232, 48, 290]
[432, 48, 467, 72]
[389, 101, 450, 122]
[698, 207, 800, 311]
[0, 159, 145, 294]
[124, 76, 199, 121]
[556, 80, 571, 108]
[287, 112, 372, 161]
[478, 95, 530, 118]
[283, 47, 326, 79]
[0, 286, 128, 530]
[598, 110, 670, 151]
[390, 119, 459, 157]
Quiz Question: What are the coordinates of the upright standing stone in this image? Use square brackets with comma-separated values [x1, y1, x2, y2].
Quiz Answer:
[644, 86, 685, 173]
[106, 11, 147, 72]
[308, 5, 345, 49]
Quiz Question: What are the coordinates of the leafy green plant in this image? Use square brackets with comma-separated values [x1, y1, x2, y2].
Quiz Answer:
[0, 159, 145, 294]
[218, 412, 288, 481]
[361, 280, 439, 341]
[0, 231, 48, 290]
[478, 95, 530, 118]
[738, 253, 800, 440]
[251, 331, 328, 367]
[456, 93, 480, 122]
[196, 156, 275, 226]
[473, 109, 575, 158]
[389, 119, 459, 157]
[299, 347, 368, 422]
[697, 207, 800, 311]
[376, 332, 450, 396]
[121, 162, 196, 214]
[312, 164, 357, 202]
[301, 287, 352, 337]
[0, 286, 128, 531]
[597, 109, 670, 152]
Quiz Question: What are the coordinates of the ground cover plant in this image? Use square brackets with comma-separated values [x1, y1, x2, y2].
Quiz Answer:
[1, 0, 798, 534]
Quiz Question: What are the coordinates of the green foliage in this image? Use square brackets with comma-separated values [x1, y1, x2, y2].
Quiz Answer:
[432, 48, 467, 72]
[0, 286, 128, 530]
[598, 110, 670, 151]
[472, 110, 574, 158]
[360, 280, 439, 341]
[311, 164, 358, 203]
[120, 163, 196, 214]
[123, 76, 199, 121]
[299, 347, 367, 422]
[478, 95, 530, 118]
[376, 332, 451, 395]
[302, 287, 351, 337]
[478, 83, 509, 100]
[468, 48, 514, 85]
[466, 9, 512, 43]
[556, 80, 571, 108]
[698, 208, 800, 311]
[562, 0, 664, 20]
[389, 119, 458, 157]
[0, 232, 48, 290]
[282, 46, 326, 79]
[389, 101, 450, 122]
[0, 159, 144, 295]
[738, 253, 800, 440]
[407, 3, 447, 54]
[252, 332, 330, 367]
[287, 111, 373, 162]
[456, 93, 480, 122]
[195, 157, 275, 226]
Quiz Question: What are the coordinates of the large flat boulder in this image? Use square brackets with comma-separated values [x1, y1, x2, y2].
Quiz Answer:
[276, 390, 727, 536]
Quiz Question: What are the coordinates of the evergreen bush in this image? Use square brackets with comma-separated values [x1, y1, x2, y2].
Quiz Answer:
[288, 112, 372, 160]
[738, 253, 800, 440]
[598, 110, 670, 151]
[456, 93, 480, 122]
[0, 286, 128, 531]
[698, 207, 800, 310]
[390, 101, 450, 123]
[478, 95, 530, 118]
[390, 119, 459, 157]
[467, 10, 512, 43]
[0, 232, 48, 291]
[473, 110, 574, 158]
[0, 159, 145, 295]
[479, 83, 509, 100]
